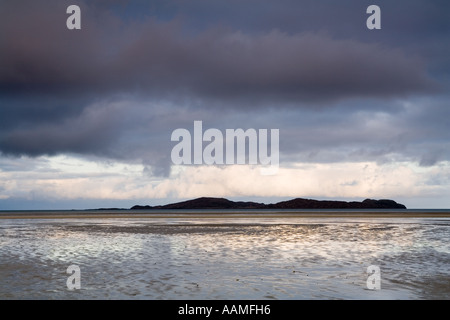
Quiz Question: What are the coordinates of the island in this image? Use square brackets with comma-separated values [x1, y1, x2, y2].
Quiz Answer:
[130, 197, 407, 210]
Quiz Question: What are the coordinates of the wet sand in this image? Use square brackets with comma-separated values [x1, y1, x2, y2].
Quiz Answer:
[1, 215, 449, 299]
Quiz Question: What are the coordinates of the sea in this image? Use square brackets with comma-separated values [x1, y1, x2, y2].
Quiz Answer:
[0, 209, 449, 300]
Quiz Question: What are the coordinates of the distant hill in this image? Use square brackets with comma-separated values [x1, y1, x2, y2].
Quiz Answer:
[130, 197, 407, 210]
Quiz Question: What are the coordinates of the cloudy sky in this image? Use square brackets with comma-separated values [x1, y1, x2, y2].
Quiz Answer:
[1, 0, 449, 209]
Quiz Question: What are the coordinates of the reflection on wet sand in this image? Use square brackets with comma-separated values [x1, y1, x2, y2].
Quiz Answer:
[0, 217, 449, 299]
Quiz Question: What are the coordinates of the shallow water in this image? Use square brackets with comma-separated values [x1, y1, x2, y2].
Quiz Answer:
[0, 216, 449, 299]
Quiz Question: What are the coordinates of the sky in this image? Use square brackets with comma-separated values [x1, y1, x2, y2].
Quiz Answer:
[1, 0, 449, 210]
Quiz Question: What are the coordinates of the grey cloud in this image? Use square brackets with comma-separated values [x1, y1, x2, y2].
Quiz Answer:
[0, 1, 437, 103]
[419, 153, 441, 167]
[0, 104, 122, 157]
[0, 99, 180, 175]
[276, 95, 450, 166]
[0, 0, 448, 173]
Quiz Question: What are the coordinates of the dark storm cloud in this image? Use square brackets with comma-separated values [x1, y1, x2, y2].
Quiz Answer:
[0, 116, 111, 157]
[0, 0, 448, 172]
[0, 0, 437, 102]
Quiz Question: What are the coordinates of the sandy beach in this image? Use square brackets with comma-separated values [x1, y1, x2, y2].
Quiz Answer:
[1, 212, 449, 300]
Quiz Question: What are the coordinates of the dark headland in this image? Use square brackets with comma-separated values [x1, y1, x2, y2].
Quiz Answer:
[130, 197, 407, 210]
